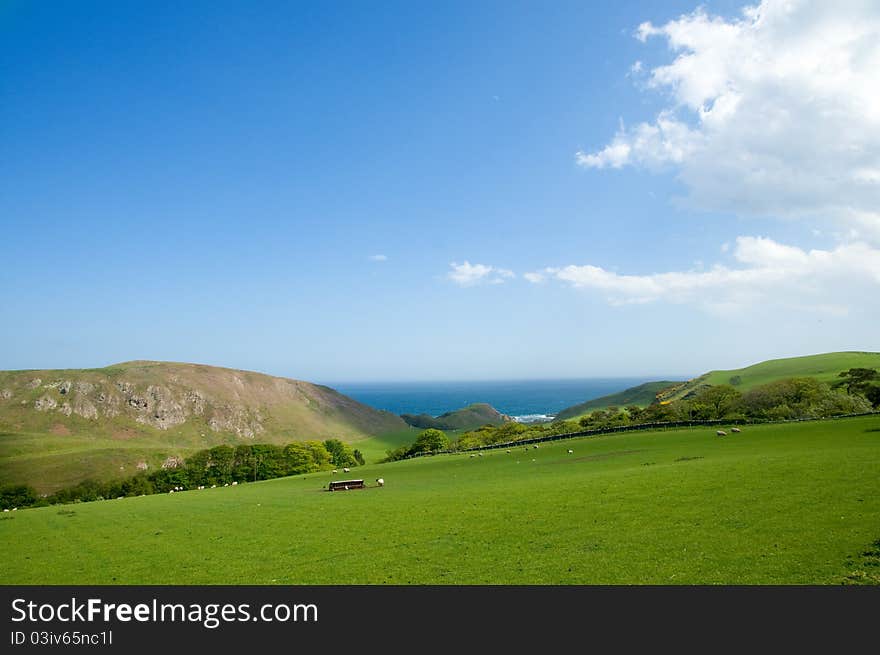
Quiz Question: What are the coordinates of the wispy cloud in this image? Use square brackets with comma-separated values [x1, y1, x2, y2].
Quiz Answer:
[530, 237, 880, 315]
[448, 261, 515, 287]
[368, 254, 388, 262]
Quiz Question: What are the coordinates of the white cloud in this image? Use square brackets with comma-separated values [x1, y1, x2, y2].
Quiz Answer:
[535, 237, 880, 314]
[368, 254, 388, 262]
[448, 261, 516, 287]
[578, 0, 880, 242]
[523, 272, 546, 284]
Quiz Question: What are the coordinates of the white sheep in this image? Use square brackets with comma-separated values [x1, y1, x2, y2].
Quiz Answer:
[716, 430, 727, 437]
[332, 469, 338, 474]
[506, 449, 511, 453]
[211, 485, 216, 489]
[232, 481, 238, 486]
[343, 467, 350, 473]
[478, 453, 483, 457]
[567, 449, 573, 454]
[731, 427, 741, 433]
[223, 483, 229, 487]
[376, 478, 385, 487]
[533, 445, 539, 449]
[2, 509, 7, 512]
[469, 454, 476, 458]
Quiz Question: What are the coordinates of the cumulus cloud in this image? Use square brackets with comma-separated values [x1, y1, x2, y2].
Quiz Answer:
[368, 254, 388, 262]
[447, 261, 515, 287]
[523, 272, 546, 284]
[532, 237, 880, 314]
[577, 0, 880, 242]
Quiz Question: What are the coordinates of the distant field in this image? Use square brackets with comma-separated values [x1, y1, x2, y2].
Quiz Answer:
[3, 416, 878, 584]
[659, 351, 880, 403]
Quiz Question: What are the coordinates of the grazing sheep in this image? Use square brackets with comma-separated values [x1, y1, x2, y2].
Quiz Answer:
[506, 449, 511, 453]
[232, 481, 238, 486]
[2, 509, 7, 512]
[332, 469, 338, 474]
[343, 467, 350, 473]
[567, 449, 573, 454]
[376, 478, 385, 487]
[169, 490, 174, 494]
[716, 430, 727, 437]
[731, 427, 741, 433]
[469, 454, 476, 458]
[533, 445, 539, 449]
[223, 483, 229, 487]
[478, 453, 483, 457]
[211, 485, 216, 489]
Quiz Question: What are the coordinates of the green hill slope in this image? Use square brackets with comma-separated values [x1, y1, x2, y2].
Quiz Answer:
[555, 381, 682, 420]
[401, 403, 511, 431]
[656, 351, 880, 403]
[0, 361, 407, 492]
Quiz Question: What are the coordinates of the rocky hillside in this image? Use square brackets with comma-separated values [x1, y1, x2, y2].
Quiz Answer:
[0, 361, 406, 440]
[0, 361, 408, 491]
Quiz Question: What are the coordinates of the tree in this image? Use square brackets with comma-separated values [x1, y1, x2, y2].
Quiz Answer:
[324, 439, 357, 467]
[410, 428, 449, 454]
[352, 449, 365, 466]
[835, 368, 879, 395]
[692, 385, 742, 419]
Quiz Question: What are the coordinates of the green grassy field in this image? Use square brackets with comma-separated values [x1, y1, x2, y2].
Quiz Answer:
[659, 351, 880, 403]
[2, 416, 878, 584]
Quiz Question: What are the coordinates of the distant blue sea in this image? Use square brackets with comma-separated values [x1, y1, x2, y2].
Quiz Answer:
[329, 378, 653, 422]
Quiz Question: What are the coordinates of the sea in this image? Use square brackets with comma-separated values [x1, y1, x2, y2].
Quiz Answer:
[330, 378, 654, 423]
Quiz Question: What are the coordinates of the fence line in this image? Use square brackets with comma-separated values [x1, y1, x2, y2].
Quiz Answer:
[399, 411, 879, 459]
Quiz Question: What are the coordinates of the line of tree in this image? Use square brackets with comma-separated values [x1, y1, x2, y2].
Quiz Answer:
[0, 438, 365, 511]
[447, 371, 879, 451]
[382, 428, 450, 462]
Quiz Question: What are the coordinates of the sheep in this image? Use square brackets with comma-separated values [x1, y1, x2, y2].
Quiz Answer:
[332, 469, 338, 474]
[376, 478, 385, 487]
[211, 485, 216, 489]
[716, 430, 727, 437]
[567, 449, 573, 454]
[2, 509, 7, 512]
[731, 427, 742, 433]
[533, 445, 539, 449]
[343, 467, 350, 473]
[506, 449, 511, 453]
[232, 481, 238, 486]
[469, 454, 476, 458]
[223, 483, 229, 487]
[478, 453, 483, 457]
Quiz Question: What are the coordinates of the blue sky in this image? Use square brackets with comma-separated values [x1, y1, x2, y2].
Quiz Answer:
[2, 0, 878, 381]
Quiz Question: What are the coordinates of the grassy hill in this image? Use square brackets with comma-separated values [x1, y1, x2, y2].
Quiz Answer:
[0, 361, 407, 492]
[555, 381, 682, 420]
[3, 415, 878, 584]
[401, 403, 510, 431]
[656, 351, 880, 404]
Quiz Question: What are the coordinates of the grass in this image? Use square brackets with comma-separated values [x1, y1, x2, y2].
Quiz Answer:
[2, 415, 878, 584]
[659, 351, 880, 403]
